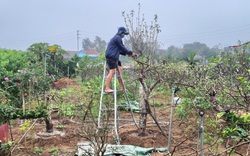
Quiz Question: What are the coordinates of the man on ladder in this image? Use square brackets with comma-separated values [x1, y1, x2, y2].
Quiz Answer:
[105, 27, 136, 93]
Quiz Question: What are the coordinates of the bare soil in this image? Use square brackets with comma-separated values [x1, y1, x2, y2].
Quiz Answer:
[7, 78, 248, 155]
[9, 108, 248, 156]
[11, 109, 173, 156]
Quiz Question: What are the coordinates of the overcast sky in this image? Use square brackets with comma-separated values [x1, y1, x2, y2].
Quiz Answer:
[1, 0, 250, 51]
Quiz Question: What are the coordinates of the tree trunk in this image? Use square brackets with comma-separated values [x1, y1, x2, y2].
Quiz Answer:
[138, 83, 147, 136]
[45, 117, 53, 133]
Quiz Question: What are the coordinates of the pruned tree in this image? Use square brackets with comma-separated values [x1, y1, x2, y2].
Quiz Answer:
[122, 3, 165, 136]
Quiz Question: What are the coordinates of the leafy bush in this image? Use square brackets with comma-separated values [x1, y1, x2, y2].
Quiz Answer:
[33, 147, 43, 155]
[218, 111, 250, 141]
[0, 104, 14, 124]
[0, 104, 47, 124]
[0, 49, 31, 106]
[0, 141, 13, 156]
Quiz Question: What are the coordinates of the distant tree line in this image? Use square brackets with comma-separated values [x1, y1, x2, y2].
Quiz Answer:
[82, 36, 223, 65]
[82, 36, 107, 53]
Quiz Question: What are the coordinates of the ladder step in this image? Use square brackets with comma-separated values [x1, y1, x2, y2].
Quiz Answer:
[118, 118, 134, 122]
[99, 118, 134, 122]
[103, 92, 114, 94]
[101, 108, 115, 111]
[98, 125, 115, 129]
[103, 90, 125, 94]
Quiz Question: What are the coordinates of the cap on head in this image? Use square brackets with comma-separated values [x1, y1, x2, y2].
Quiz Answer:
[117, 27, 129, 35]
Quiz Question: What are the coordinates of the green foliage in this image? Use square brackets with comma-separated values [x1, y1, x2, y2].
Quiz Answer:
[61, 104, 74, 116]
[27, 43, 50, 61]
[53, 76, 102, 119]
[175, 98, 193, 120]
[193, 97, 212, 110]
[182, 51, 198, 68]
[0, 141, 13, 155]
[77, 53, 104, 82]
[0, 103, 47, 124]
[203, 118, 221, 144]
[33, 147, 43, 155]
[237, 76, 250, 97]
[0, 49, 56, 108]
[208, 47, 250, 111]
[28, 42, 70, 79]
[81, 77, 102, 117]
[0, 104, 13, 124]
[56, 122, 64, 130]
[0, 50, 30, 75]
[49, 147, 58, 156]
[0, 45, 79, 124]
[217, 111, 250, 140]
[63, 55, 81, 78]
[11, 108, 47, 120]
[175, 104, 188, 120]
[19, 120, 31, 131]
[222, 127, 248, 141]
[118, 100, 139, 112]
[0, 49, 31, 106]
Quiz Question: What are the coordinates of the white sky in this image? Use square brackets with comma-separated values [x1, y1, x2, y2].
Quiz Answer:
[1, 0, 250, 51]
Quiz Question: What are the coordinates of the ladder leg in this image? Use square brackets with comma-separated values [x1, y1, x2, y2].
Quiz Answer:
[116, 67, 139, 128]
[98, 62, 107, 128]
[114, 68, 120, 144]
[98, 62, 139, 145]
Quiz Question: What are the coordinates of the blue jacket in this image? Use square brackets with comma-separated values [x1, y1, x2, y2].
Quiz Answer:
[106, 34, 132, 60]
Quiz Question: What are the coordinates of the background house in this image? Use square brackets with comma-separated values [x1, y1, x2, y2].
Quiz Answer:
[65, 50, 100, 60]
[77, 49, 100, 59]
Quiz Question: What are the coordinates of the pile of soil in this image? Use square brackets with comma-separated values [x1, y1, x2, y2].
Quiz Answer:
[52, 78, 78, 90]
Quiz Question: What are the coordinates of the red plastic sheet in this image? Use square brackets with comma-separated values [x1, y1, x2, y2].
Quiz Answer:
[0, 123, 9, 143]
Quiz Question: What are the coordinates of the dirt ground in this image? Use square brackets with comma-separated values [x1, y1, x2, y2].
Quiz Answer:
[6, 78, 248, 155]
[10, 109, 172, 156]
[8, 108, 248, 156]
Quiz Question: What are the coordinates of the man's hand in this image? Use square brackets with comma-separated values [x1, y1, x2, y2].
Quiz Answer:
[129, 53, 137, 58]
